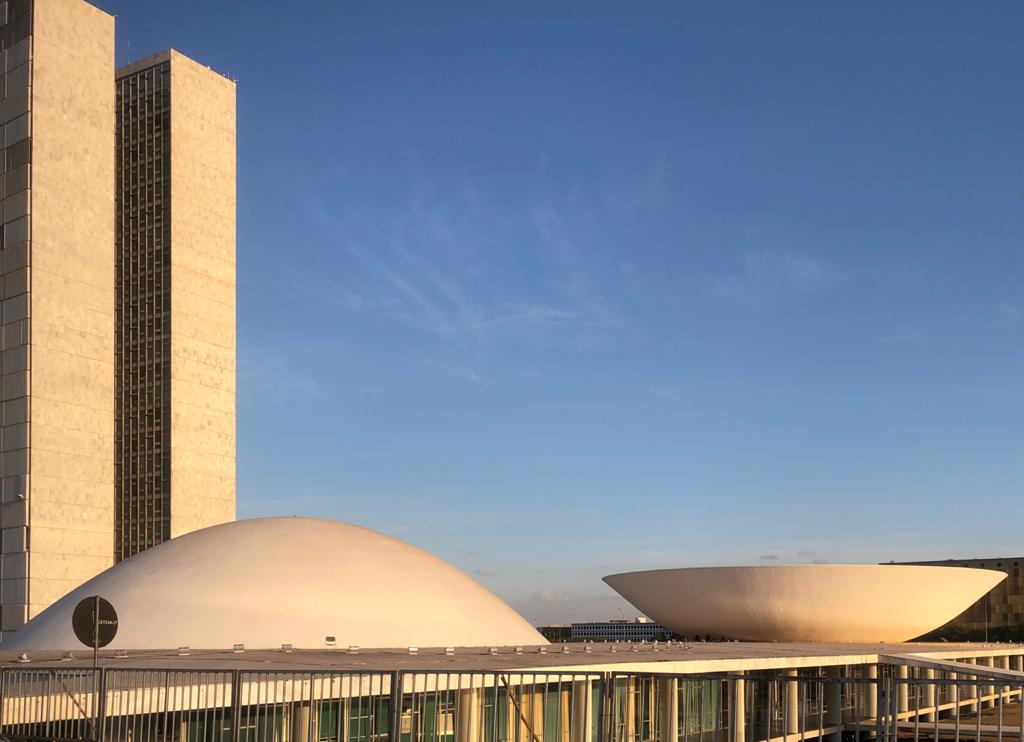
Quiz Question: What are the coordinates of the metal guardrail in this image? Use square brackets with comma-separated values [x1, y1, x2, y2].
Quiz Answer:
[0, 669, 604, 742]
[605, 671, 1024, 742]
[0, 666, 1020, 742]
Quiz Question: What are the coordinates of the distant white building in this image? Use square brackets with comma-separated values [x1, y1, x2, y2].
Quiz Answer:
[569, 617, 673, 641]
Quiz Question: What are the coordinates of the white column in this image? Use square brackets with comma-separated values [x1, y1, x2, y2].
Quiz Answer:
[786, 669, 800, 736]
[965, 658, 978, 715]
[731, 674, 746, 742]
[996, 656, 1010, 705]
[657, 678, 678, 742]
[291, 703, 312, 742]
[872, 665, 885, 740]
[980, 657, 994, 710]
[458, 688, 481, 742]
[866, 665, 878, 721]
[921, 669, 935, 723]
[570, 680, 593, 742]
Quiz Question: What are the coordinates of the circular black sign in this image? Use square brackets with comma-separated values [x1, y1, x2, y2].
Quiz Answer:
[72, 596, 118, 649]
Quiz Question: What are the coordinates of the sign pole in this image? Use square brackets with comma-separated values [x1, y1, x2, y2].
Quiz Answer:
[73, 595, 117, 742]
[93, 595, 100, 742]
[93, 594, 100, 671]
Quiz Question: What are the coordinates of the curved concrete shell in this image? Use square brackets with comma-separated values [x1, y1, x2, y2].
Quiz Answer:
[5, 517, 546, 651]
[604, 565, 1005, 643]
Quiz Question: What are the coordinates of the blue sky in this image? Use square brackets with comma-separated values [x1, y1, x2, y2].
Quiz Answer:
[107, 1, 1024, 623]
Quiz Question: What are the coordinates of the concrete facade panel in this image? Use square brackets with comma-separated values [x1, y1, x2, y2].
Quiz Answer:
[167, 51, 236, 540]
[23, 0, 115, 622]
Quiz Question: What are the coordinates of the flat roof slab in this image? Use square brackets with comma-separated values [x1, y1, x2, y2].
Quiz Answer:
[2, 641, 1022, 674]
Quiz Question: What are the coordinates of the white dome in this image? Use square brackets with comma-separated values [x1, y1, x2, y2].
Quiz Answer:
[6, 517, 546, 651]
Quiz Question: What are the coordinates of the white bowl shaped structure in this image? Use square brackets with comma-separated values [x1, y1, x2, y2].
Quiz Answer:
[6, 517, 546, 651]
[603, 565, 1004, 643]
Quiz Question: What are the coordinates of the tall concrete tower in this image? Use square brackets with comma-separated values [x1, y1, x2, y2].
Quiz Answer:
[0, 2, 237, 641]
[114, 50, 236, 562]
[0, 0, 117, 636]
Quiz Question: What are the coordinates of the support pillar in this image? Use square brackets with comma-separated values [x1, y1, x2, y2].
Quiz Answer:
[657, 678, 678, 742]
[980, 657, 994, 710]
[896, 665, 909, 715]
[996, 656, 1010, 706]
[570, 681, 593, 742]
[866, 665, 878, 721]
[785, 669, 800, 736]
[964, 659, 978, 715]
[458, 688, 481, 742]
[872, 666, 885, 741]
[291, 703, 312, 742]
[920, 669, 935, 723]
[731, 674, 746, 742]
[825, 667, 842, 742]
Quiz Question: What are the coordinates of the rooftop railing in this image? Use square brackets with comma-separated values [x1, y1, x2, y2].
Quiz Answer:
[0, 661, 1020, 742]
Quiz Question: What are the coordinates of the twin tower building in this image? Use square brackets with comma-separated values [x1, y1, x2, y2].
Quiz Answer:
[0, 0, 237, 639]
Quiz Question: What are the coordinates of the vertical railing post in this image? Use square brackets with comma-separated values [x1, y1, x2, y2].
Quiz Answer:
[389, 671, 403, 742]
[875, 673, 886, 742]
[231, 669, 242, 742]
[596, 674, 611, 742]
[890, 675, 898, 742]
[96, 668, 107, 742]
[825, 668, 841, 742]
[491, 673, 499, 742]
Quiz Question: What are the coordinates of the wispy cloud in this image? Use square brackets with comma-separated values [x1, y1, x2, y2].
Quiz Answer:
[880, 300, 1021, 345]
[294, 157, 626, 383]
[883, 329, 930, 345]
[709, 250, 845, 305]
[530, 203, 625, 332]
[510, 590, 635, 624]
[427, 359, 489, 385]
[759, 553, 780, 562]
[239, 343, 325, 407]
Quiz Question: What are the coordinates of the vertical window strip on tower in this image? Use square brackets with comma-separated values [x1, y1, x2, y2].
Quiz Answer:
[114, 62, 171, 562]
